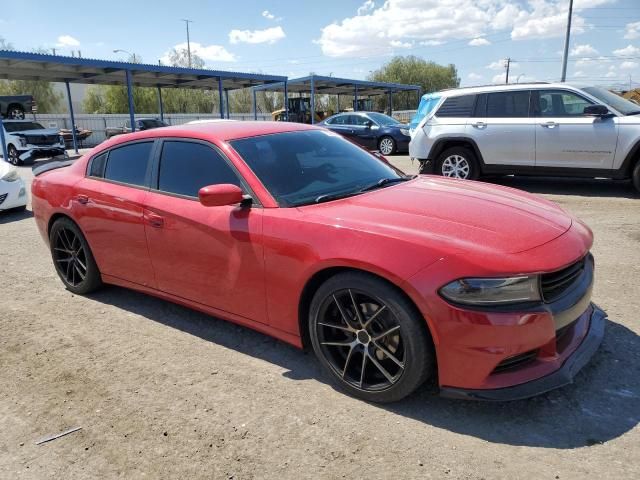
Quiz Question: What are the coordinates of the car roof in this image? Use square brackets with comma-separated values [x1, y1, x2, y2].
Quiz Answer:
[434, 82, 590, 98]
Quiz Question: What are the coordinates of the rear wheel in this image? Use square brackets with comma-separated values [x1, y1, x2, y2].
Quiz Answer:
[378, 136, 396, 156]
[309, 272, 434, 403]
[436, 146, 479, 180]
[633, 161, 640, 193]
[49, 217, 102, 294]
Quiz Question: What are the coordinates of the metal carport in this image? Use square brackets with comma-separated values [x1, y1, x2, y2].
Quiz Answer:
[251, 74, 422, 124]
[0, 50, 287, 161]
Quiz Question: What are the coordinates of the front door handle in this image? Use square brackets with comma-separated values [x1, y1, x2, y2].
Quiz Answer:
[471, 121, 486, 129]
[74, 194, 89, 205]
[144, 210, 164, 228]
[541, 121, 558, 128]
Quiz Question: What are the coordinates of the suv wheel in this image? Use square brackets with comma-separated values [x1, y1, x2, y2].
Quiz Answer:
[7, 105, 25, 120]
[633, 161, 640, 193]
[7, 145, 21, 166]
[436, 147, 479, 180]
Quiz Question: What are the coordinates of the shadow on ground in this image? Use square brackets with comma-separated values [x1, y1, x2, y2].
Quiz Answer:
[0, 207, 33, 224]
[485, 175, 639, 199]
[90, 285, 640, 450]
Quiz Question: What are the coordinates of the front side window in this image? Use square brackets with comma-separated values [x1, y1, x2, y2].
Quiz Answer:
[157, 141, 242, 198]
[230, 130, 403, 207]
[486, 91, 530, 118]
[103, 142, 153, 186]
[537, 90, 594, 117]
[327, 115, 346, 125]
[583, 86, 640, 115]
[367, 112, 400, 126]
[350, 115, 370, 126]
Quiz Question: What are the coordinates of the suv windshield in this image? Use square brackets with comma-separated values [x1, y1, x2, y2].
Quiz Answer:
[231, 130, 404, 207]
[582, 87, 640, 115]
[410, 95, 441, 129]
[4, 121, 45, 132]
[367, 112, 400, 126]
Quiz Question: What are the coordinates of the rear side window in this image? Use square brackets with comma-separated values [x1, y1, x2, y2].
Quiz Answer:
[88, 152, 107, 178]
[436, 95, 476, 118]
[104, 142, 153, 187]
[486, 91, 531, 118]
[157, 141, 242, 198]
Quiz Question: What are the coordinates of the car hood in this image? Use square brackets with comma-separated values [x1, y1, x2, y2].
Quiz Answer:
[300, 176, 572, 255]
[11, 128, 59, 136]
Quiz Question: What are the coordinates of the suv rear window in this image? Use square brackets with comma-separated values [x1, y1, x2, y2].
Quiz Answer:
[435, 95, 476, 118]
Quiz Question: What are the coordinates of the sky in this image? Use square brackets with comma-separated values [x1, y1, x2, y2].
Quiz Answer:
[1, 0, 640, 90]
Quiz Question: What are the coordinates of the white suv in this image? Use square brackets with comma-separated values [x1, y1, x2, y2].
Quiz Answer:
[409, 83, 640, 192]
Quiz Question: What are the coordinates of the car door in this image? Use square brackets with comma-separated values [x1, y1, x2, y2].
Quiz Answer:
[351, 114, 378, 149]
[72, 141, 157, 288]
[470, 90, 536, 166]
[323, 114, 350, 137]
[143, 139, 267, 323]
[533, 89, 618, 169]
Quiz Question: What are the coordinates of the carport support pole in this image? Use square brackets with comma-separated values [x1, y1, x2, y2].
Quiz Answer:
[125, 70, 135, 132]
[388, 90, 393, 116]
[283, 80, 288, 121]
[225, 90, 230, 119]
[157, 86, 164, 122]
[310, 76, 315, 125]
[0, 115, 8, 162]
[337, 94, 340, 112]
[354, 85, 358, 112]
[65, 81, 79, 154]
[252, 89, 257, 120]
[218, 78, 224, 119]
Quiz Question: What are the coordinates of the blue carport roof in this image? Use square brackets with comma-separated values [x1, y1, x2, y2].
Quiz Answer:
[252, 74, 421, 96]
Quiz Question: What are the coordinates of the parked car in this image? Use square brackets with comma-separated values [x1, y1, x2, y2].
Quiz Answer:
[105, 118, 168, 139]
[409, 83, 640, 192]
[31, 121, 604, 403]
[318, 112, 410, 155]
[0, 95, 35, 119]
[0, 161, 27, 212]
[1, 120, 66, 165]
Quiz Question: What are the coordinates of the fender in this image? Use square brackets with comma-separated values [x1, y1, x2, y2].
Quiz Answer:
[422, 137, 487, 174]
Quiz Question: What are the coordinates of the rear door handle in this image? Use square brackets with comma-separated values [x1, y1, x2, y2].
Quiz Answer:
[74, 194, 89, 205]
[143, 209, 164, 228]
[541, 121, 557, 128]
[471, 121, 486, 129]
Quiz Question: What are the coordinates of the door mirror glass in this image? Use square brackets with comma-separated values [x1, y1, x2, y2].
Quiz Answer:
[583, 104, 610, 117]
[198, 184, 244, 207]
[365, 119, 374, 128]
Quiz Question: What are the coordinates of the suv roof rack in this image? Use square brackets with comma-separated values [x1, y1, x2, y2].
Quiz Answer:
[437, 81, 550, 93]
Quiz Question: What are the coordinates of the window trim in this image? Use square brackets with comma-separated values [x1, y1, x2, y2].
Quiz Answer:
[531, 89, 595, 118]
[149, 137, 262, 207]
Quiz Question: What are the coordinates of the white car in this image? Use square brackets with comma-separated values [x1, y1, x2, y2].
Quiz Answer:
[0, 161, 27, 211]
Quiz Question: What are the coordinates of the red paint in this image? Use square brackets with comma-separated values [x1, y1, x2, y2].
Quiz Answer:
[31, 122, 594, 391]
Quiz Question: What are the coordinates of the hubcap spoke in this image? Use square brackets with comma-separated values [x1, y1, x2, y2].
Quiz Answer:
[362, 305, 386, 330]
[359, 351, 368, 388]
[348, 289, 365, 328]
[372, 324, 400, 341]
[333, 294, 358, 330]
[318, 321, 354, 333]
[321, 340, 354, 347]
[342, 345, 356, 378]
[75, 254, 87, 272]
[372, 340, 405, 369]
[367, 352, 395, 384]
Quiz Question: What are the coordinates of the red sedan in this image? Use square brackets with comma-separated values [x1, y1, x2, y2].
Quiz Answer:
[31, 121, 605, 402]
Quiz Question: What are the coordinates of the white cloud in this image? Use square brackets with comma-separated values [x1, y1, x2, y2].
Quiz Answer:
[161, 42, 236, 63]
[56, 35, 80, 48]
[420, 40, 444, 46]
[573, 70, 586, 78]
[390, 40, 411, 48]
[492, 73, 507, 84]
[262, 10, 275, 20]
[487, 59, 518, 71]
[229, 26, 285, 44]
[467, 72, 483, 80]
[620, 61, 639, 70]
[357, 0, 375, 15]
[469, 37, 491, 46]
[571, 44, 598, 56]
[605, 70, 617, 78]
[613, 44, 640, 57]
[625, 21, 640, 40]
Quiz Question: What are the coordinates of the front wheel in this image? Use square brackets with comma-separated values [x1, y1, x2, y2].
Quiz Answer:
[7, 145, 21, 166]
[378, 136, 396, 156]
[436, 147, 479, 180]
[309, 272, 434, 403]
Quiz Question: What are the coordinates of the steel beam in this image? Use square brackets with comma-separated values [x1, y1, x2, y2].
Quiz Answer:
[354, 85, 358, 112]
[310, 76, 315, 124]
[225, 89, 230, 119]
[253, 89, 257, 120]
[218, 77, 224, 119]
[125, 70, 135, 132]
[157, 86, 164, 121]
[65, 81, 79, 153]
[283, 80, 288, 121]
[0, 114, 8, 162]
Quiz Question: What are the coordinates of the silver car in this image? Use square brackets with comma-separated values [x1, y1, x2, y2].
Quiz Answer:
[409, 83, 640, 192]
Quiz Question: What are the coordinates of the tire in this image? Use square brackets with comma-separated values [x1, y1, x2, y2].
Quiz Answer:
[378, 136, 396, 156]
[436, 146, 479, 180]
[49, 217, 102, 295]
[7, 145, 21, 166]
[7, 104, 25, 120]
[633, 161, 640, 193]
[309, 272, 434, 403]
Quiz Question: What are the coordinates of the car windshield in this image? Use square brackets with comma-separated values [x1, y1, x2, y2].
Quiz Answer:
[367, 112, 400, 126]
[230, 130, 405, 207]
[4, 121, 45, 132]
[409, 95, 441, 129]
[582, 87, 640, 115]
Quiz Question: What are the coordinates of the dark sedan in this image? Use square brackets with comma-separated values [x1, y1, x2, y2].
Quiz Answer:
[318, 112, 410, 155]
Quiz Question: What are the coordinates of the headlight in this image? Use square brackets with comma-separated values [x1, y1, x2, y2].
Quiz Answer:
[400, 128, 410, 136]
[1, 167, 20, 182]
[18, 137, 27, 147]
[439, 276, 541, 306]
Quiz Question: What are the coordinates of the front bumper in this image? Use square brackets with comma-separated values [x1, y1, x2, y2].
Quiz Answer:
[440, 304, 605, 401]
[18, 146, 67, 164]
[0, 177, 27, 210]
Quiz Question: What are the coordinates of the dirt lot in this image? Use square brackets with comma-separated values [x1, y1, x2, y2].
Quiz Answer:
[1, 157, 639, 479]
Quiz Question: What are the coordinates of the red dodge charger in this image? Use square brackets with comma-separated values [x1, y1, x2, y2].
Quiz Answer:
[31, 121, 605, 402]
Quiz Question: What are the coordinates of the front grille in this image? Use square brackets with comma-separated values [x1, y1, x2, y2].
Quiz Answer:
[25, 134, 58, 145]
[493, 350, 538, 374]
[0, 193, 7, 205]
[541, 257, 587, 302]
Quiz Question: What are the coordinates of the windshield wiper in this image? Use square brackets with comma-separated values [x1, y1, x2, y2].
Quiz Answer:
[313, 191, 361, 204]
[358, 176, 413, 193]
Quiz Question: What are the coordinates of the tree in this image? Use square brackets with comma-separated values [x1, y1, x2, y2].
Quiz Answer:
[368, 55, 460, 111]
[0, 38, 63, 113]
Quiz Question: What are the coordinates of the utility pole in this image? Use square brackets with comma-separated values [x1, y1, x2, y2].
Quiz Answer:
[504, 58, 511, 84]
[181, 19, 193, 68]
[560, 0, 574, 82]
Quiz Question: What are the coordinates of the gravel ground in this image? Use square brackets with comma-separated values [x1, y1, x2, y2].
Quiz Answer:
[1, 156, 639, 479]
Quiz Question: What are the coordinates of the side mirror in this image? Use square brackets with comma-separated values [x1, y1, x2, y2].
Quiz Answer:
[198, 184, 245, 207]
[365, 120, 374, 128]
[584, 105, 610, 117]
